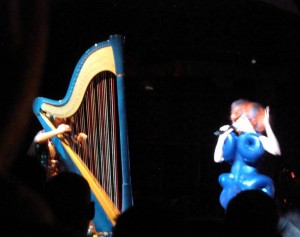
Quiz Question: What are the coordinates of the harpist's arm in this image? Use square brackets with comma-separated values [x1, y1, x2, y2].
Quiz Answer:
[34, 124, 72, 144]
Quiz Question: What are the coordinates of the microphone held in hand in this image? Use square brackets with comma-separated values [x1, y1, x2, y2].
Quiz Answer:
[214, 125, 235, 136]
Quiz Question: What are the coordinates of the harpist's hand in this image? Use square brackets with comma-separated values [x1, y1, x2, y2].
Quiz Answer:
[76, 133, 88, 143]
[57, 124, 72, 134]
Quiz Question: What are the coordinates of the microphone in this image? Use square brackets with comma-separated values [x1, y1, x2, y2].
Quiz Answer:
[214, 125, 235, 136]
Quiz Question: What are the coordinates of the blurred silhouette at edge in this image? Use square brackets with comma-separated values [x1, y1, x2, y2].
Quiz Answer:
[44, 171, 95, 237]
[223, 189, 281, 237]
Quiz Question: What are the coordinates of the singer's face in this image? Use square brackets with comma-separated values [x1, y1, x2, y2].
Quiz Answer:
[232, 115, 255, 133]
[230, 113, 238, 122]
[230, 109, 241, 122]
[230, 103, 246, 122]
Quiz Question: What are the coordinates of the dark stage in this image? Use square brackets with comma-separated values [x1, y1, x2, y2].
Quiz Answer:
[1, 0, 300, 228]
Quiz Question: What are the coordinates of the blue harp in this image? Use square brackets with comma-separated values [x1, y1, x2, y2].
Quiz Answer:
[32, 35, 134, 234]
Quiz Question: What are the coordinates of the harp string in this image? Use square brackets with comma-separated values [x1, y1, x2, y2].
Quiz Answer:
[71, 72, 120, 209]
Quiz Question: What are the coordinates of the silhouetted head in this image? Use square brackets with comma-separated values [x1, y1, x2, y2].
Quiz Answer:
[44, 171, 95, 236]
[0, 173, 56, 236]
[224, 190, 280, 237]
[112, 200, 184, 237]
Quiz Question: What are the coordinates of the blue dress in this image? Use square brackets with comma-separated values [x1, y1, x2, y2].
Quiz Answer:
[219, 132, 274, 209]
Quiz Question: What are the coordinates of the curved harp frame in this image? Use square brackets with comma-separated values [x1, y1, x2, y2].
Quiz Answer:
[33, 35, 133, 233]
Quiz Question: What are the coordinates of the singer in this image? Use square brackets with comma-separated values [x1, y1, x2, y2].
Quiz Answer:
[28, 115, 87, 179]
[214, 99, 281, 209]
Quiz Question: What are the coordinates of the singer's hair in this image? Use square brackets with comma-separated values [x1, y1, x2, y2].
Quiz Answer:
[230, 99, 265, 133]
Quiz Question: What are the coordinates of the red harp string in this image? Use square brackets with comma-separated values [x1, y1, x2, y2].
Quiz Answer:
[70, 71, 121, 210]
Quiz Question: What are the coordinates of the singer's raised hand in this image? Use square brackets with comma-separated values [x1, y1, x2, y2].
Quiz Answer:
[260, 106, 281, 156]
[263, 106, 270, 127]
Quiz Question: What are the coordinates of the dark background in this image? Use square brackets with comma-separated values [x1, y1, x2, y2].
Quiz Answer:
[1, 0, 300, 220]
